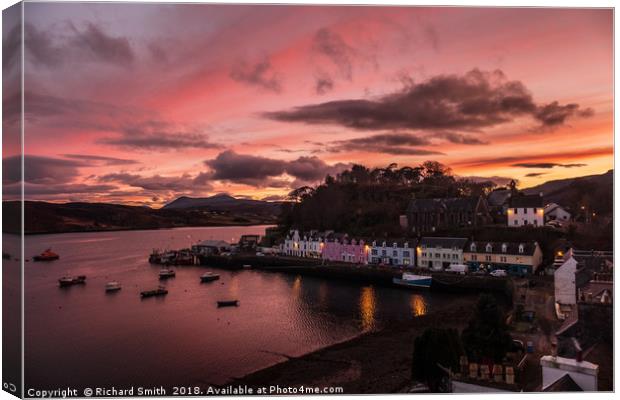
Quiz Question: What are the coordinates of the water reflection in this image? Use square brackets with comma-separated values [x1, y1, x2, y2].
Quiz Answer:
[410, 294, 427, 317]
[291, 275, 302, 299]
[359, 286, 376, 331]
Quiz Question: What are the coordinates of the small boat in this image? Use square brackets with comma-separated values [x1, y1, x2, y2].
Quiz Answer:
[141, 286, 168, 298]
[159, 268, 176, 279]
[393, 273, 432, 289]
[58, 275, 86, 287]
[243, 264, 252, 269]
[217, 300, 239, 307]
[34, 249, 60, 262]
[200, 272, 220, 282]
[105, 281, 122, 292]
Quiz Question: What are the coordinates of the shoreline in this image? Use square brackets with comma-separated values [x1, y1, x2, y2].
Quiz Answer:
[229, 298, 479, 394]
[5, 223, 276, 236]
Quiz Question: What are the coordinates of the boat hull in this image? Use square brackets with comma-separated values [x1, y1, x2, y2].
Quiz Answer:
[201, 275, 220, 282]
[217, 300, 239, 307]
[393, 277, 432, 289]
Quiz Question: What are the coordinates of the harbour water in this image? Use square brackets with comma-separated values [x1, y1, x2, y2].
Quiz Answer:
[21, 226, 467, 391]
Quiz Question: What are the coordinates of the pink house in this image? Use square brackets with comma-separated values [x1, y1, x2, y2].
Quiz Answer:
[322, 236, 369, 264]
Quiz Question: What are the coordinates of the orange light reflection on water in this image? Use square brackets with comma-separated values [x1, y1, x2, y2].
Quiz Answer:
[359, 286, 376, 331]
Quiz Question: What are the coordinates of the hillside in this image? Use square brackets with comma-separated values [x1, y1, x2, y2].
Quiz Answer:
[164, 194, 283, 215]
[523, 169, 613, 215]
[3, 200, 281, 234]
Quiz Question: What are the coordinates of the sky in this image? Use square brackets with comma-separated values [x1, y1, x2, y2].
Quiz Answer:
[2, 4, 613, 207]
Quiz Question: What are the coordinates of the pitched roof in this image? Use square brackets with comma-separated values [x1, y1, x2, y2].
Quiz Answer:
[466, 241, 538, 256]
[407, 196, 481, 213]
[419, 237, 468, 249]
[371, 238, 418, 248]
[487, 189, 512, 207]
[544, 374, 583, 392]
[509, 194, 543, 208]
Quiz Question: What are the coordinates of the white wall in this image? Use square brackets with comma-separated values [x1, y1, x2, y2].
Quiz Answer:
[507, 207, 544, 227]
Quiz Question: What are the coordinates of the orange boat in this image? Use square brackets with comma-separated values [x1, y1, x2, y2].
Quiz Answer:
[33, 249, 60, 262]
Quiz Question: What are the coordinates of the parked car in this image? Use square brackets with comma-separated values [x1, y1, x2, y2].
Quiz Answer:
[490, 269, 507, 277]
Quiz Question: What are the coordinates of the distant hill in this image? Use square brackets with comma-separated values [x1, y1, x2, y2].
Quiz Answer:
[3, 199, 281, 234]
[524, 169, 613, 215]
[164, 194, 284, 215]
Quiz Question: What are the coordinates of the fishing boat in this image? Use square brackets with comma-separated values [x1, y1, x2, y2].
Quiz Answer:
[105, 281, 122, 292]
[393, 273, 432, 289]
[159, 268, 176, 279]
[58, 275, 86, 287]
[217, 300, 239, 307]
[34, 249, 60, 262]
[141, 286, 168, 298]
[200, 272, 220, 282]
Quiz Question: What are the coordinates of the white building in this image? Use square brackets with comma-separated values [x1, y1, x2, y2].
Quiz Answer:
[282, 229, 325, 258]
[368, 240, 416, 266]
[541, 355, 598, 391]
[545, 203, 571, 223]
[507, 194, 544, 227]
[554, 257, 579, 305]
[417, 237, 468, 270]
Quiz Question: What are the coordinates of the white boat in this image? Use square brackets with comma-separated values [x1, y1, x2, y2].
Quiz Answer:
[242, 264, 252, 269]
[159, 268, 176, 279]
[200, 272, 220, 282]
[393, 273, 432, 289]
[105, 281, 122, 292]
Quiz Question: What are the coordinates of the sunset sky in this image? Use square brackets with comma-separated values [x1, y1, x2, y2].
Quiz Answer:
[2, 4, 613, 207]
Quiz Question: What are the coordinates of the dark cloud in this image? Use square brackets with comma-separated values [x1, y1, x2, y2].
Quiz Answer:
[229, 57, 282, 93]
[525, 173, 546, 178]
[534, 101, 594, 127]
[205, 150, 287, 186]
[313, 28, 355, 80]
[435, 132, 488, 145]
[98, 172, 212, 192]
[3, 23, 21, 71]
[3, 182, 119, 197]
[24, 22, 134, 68]
[61, 154, 139, 166]
[315, 72, 334, 95]
[3, 155, 84, 185]
[99, 130, 222, 151]
[264, 69, 593, 131]
[261, 195, 287, 201]
[512, 162, 588, 169]
[322, 133, 443, 156]
[204, 150, 349, 188]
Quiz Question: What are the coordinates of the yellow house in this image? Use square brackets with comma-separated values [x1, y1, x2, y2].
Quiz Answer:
[463, 241, 543, 274]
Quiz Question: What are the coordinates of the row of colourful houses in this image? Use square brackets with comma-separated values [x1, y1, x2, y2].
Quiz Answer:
[282, 230, 543, 274]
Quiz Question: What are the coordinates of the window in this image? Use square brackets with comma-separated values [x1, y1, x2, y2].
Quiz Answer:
[470, 243, 476, 252]
[518, 244, 524, 254]
[382, 250, 387, 256]
[453, 254, 458, 259]
[403, 251, 410, 257]
[404, 259, 410, 265]
[435, 253, 441, 258]
[500, 256, 507, 263]
[393, 250, 398, 257]
[485, 255, 492, 262]
[472, 255, 477, 261]
[514, 220, 519, 226]
[534, 220, 538, 226]
[501, 244, 507, 253]
[371, 249, 378, 255]
[486, 244, 492, 253]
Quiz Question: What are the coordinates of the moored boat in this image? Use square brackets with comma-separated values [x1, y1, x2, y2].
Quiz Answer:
[58, 275, 86, 287]
[34, 249, 60, 262]
[105, 281, 122, 292]
[159, 268, 176, 279]
[217, 300, 239, 307]
[393, 273, 432, 289]
[200, 272, 220, 282]
[141, 286, 168, 298]
[242, 264, 252, 269]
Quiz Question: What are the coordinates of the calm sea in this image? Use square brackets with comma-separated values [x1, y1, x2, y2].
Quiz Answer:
[19, 226, 462, 391]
